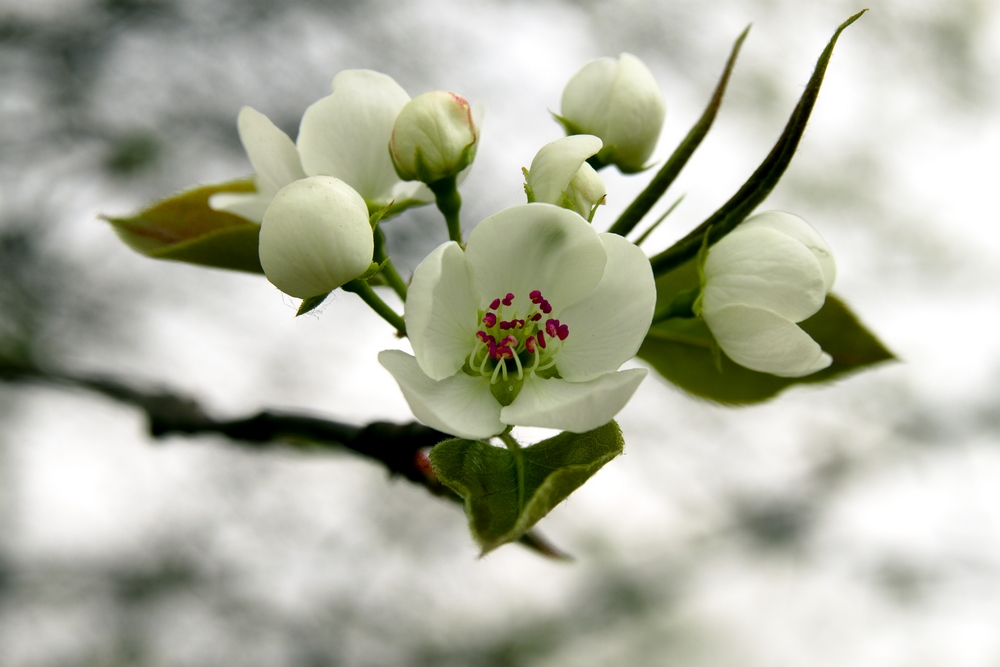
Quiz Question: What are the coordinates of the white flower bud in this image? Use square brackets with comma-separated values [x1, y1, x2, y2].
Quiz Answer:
[525, 135, 606, 219]
[259, 176, 373, 299]
[390, 91, 478, 184]
[699, 211, 836, 377]
[559, 53, 666, 173]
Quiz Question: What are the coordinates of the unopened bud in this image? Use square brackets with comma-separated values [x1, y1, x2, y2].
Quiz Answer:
[390, 91, 478, 184]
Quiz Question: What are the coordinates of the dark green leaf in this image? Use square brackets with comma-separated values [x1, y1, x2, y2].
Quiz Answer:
[429, 422, 624, 554]
[649, 10, 867, 276]
[608, 25, 750, 237]
[638, 257, 894, 405]
[103, 179, 264, 274]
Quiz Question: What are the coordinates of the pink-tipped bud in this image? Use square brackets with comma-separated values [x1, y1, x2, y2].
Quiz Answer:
[389, 91, 478, 184]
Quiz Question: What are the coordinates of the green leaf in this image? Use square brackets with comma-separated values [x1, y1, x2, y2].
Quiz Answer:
[638, 258, 894, 404]
[429, 422, 624, 555]
[103, 179, 264, 274]
[649, 10, 867, 276]
[296, 292, 331, 317]
[608, 24, 750, 237]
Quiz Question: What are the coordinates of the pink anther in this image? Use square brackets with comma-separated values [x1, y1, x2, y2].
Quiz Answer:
[525, 336, 536, 353]
[489, 298, 501, 310]
[496, 345, 514, 359]
[557, 324, 569, 340]
[539, 300, 552, 314]
[502, 292, 515, 306]
[488, 342, 498, 359]
[536, 331, 546, 349]
[545, 319, 559, 337]
[502, 335, 517, 347]
[529, 290, 543, 303]
[499, 320, 512, 330]
[482, 313, 497, 327]
[531, 313, 542, 322]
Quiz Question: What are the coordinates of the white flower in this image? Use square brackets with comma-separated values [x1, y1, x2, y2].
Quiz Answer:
[258, 176, 373, 299]
[699, 211, 837, 377]
[379, 203, 656, 439]
[208, 106, 306, 223]
[524, 135, 606, 219]
[560, 53, 666, 173]
[390, 91, 479, 184]
[297, 70, 433, 211]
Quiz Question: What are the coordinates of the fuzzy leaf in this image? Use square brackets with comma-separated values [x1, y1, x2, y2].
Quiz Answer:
[429, 422, 624, 554]
[103, 179, 264, 274]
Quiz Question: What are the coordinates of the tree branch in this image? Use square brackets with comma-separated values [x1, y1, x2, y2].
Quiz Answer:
[0, 357, 570, 560]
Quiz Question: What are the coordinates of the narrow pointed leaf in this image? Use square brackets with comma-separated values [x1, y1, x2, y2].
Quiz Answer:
[638, 257, 893, 404]
[429, 421, 624, 554]
[608, 25, 750, 237]
[103, 179, 265, 274]
[296, 292, 331, 316]
[649, 10, 867, 276]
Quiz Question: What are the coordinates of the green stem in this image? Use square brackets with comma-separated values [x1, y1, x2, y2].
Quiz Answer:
[500, 431, 525, 512]
[372, 225, 408, 301]
[651, 287, 701, 324]
[343, 279, 406, 336]
[429, 176, 463, 245]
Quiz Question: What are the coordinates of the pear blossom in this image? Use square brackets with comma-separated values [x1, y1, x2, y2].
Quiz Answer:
[699, 211, 837, 377]
[524, 135, 606, 219]
[258, 176, 373, 299]
[390, 91, 479, 184]
[559, 53, 665, 173]
[379, 203, 655, 439]
[298, 70, 433, 211]
[208, 106, 306, 223]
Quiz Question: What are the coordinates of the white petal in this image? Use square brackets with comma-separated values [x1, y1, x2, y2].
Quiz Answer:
[259, 176, 373, 298]
[526, 135, 603, 205]
[464, 203, 606, 313]
[297, 70, 410, 206]
[561, 57, 618, 136]
[742, 210, 836, 292]
[208, 192, 269, 224]
[405, 242, 480, 381]
[236, 107, 305, 198]
[605, 53, 666, 171]
[501, 368, 647, 432]
[702, 303, 832, 377]
[703, 226, 826, 322]
[379, 350, 504, 439]
[556, 233, 656, 381]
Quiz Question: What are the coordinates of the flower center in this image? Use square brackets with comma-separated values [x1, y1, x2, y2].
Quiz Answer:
[466, 290, 570, 404]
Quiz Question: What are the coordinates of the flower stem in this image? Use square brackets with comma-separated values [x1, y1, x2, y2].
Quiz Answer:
[372, 224, 408, 301]
[429, 176, 463, 245]
[500, 430, 525, 512]
[343, 279, 406, 336]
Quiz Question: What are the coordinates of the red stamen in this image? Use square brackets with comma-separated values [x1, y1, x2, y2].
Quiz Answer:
[531, 313, 542, 321]
[540, 300, 552, 314]
[525, 337, 536, 353]
[482, 313, 496, 327]
[502, 292, 515, 306]
[529, 290, 542, 303]
[489, 298, 501, 310]
[537, 331, 546, 349]
[557, 324, 569, 340]
[488, 342, 498, 359]
[499, 320, 512, 330]
[546, 319, 559, 337]
[502, 335, 517, 347]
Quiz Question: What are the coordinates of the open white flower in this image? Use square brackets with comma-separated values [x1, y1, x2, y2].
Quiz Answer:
[524, 135, 606, 219]
[297, 70, 432, 212]
[208, 106, 306, 223]
[258, 176, 373, 299]
[699, 211, 837, 377]
[379, 203, 655, 439]
[560, 53, 665, 173]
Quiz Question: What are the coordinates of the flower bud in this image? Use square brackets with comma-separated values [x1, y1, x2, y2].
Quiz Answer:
[259, 176, 373, 299]
[559, 53, 665, 173]
[699, 211, 836, 377]
[389, 91, 478, 184]
[525, 135, 606, 220]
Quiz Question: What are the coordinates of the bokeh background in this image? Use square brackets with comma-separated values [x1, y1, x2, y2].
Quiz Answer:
[2, 0, 999, 664]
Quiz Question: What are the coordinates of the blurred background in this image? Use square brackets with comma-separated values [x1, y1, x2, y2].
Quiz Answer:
[1, 0, 999, 664]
